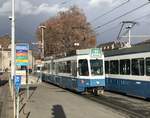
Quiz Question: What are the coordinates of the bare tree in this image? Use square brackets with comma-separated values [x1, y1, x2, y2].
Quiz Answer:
[37, 6, 96, 57]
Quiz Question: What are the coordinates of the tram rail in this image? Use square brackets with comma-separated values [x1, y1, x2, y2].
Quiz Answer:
[82, 93, 150, 118]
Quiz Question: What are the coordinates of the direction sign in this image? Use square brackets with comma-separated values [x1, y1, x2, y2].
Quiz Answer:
[14, 75, 21, 92]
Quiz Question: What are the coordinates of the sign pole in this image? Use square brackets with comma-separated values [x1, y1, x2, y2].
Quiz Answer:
[16, 92, 19, 118]
[14, 75, 21, 118]
[27, 46, 29, 99]
[26, 66, 29, 99]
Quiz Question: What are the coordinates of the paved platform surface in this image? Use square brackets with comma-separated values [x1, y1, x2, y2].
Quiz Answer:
[0, 74, 41, 118]
[19, 82, 126, 118]
[0, 72, 13, 118]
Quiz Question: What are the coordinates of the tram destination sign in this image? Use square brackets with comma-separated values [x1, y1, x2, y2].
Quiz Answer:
[90, 48, 103, 57]
[76, 48, 103, 57]
[16, 43, 29, 66]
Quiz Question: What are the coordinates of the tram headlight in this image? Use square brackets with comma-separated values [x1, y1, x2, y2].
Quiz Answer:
[80, 80, 85, 84]
[96, 81, 100, 84]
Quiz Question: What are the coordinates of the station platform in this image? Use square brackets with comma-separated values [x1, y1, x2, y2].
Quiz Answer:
[19, 79, 126, 118]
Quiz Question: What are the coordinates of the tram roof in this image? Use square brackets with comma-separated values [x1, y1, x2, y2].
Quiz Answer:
[104, 44, 150, 57]
[44, 48, 103, 61]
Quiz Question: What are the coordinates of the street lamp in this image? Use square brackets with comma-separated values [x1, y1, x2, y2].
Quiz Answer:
[74, 42, 79, 46]
[10, 0, 16, 118]
[39, 25, 46, 59]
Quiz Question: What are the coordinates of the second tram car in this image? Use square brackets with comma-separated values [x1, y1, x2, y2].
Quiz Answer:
[104, 44, 150, 99]
[42, 48, 105, 94]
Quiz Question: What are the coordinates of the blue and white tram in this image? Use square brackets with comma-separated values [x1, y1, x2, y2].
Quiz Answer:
[42, 48, 105, 94]
[104, 44, 150, 99]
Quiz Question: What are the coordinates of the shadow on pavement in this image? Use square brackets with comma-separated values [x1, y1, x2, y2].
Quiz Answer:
[20, 86, 37, 91]
[55, 90, 66, 92]
[52, 105, 66, 118]
[0, 80, 8, 86]
[19, 102, 31, 118]
[19, 86, 37, 98]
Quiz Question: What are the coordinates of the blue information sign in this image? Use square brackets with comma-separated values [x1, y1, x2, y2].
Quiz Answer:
[14, 75, 21, 92]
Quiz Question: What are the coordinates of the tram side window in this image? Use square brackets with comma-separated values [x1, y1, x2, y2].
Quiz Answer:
[132, 58, 144, 76]
[66, 61, 71, 73]
[110, 60, 119, 74]
[44, 63, 48, 73]
[105, 61, 109, 74]
[52, 62, 55, 74]
[78, 59, 89, 76]
[146, 58, 150, 76]
[120, 59, 130, 75]
[55, 63, 59, 74]
[48, 63, 50, 73]
[71, 61, 77, 76]
[57, 61, 71, 74]
[58, 62, 63, 73]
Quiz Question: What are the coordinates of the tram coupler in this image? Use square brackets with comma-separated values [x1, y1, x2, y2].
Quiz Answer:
[92, 87, 104, 96]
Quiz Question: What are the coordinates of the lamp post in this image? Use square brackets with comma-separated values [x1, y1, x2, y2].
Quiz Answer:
[11, 0, 16, 83]
[39, 25, 46, 59]
[11, 0, 16, 117]
[38, 26, 46, 83]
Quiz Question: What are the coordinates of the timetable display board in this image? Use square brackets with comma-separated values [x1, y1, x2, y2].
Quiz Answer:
[16, 43, 29, 66]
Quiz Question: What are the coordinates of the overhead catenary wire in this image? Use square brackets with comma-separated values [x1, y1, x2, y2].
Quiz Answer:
[133, 12, 150, 21]
[96, 23, 120, 36]
[96, 12, 150, 35]
[94, 1, 150, 30]
[91, 0, 130, 23]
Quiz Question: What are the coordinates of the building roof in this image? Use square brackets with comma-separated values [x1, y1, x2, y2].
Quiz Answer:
[97, 41, 115, 47]
[134, 39, 150, 46]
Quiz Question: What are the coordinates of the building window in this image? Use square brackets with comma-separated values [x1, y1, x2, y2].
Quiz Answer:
[132, 58, 144, 76]
[105, 61, 109, 74]
[146, 58, 150, 76]
[110, 60, 119, 74]
[120, 59, 130, 75]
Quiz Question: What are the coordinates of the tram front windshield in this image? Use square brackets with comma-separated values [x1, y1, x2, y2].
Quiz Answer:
[90, 59, 103, 76]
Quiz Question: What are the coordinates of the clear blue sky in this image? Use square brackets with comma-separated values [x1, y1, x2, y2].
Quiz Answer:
[0, 0, 150, 45]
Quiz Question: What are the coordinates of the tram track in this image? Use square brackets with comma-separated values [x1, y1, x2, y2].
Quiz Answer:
[81, 94, 150, 118]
